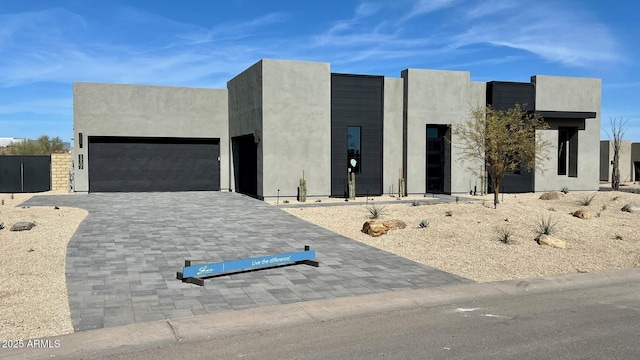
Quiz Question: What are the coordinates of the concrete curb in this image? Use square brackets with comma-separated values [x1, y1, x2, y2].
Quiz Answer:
[3, 268, 639, 360]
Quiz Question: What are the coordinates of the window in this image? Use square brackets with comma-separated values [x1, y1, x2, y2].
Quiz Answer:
[347, 126, 361, 173]
[558, 127, 578, 177]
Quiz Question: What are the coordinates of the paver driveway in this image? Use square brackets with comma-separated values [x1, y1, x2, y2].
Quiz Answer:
[22, 192, 471, 331]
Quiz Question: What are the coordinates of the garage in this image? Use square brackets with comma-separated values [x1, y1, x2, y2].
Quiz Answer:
[88, 136, 220, 192]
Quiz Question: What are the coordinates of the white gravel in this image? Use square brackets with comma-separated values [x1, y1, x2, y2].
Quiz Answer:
[0, 192, 87, 340]
[282, 189, 640, 283]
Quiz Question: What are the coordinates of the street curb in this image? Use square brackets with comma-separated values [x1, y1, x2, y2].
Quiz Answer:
[3, 267, 639, 360]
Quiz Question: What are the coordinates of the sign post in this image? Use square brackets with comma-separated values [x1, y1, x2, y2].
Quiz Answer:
[177, 246, 319, 286]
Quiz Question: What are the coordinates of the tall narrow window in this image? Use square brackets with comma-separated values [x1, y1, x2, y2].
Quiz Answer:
[347, 126, 361, 173]
[568, 127, 578, 177]
[558, 127, 578, 177]
[557, 128, 567, 176]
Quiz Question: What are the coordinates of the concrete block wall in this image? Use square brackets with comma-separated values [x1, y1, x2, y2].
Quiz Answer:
[51, 153, 71, 191]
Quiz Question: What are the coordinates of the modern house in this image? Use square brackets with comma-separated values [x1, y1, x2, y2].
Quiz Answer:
[600, 140, 640, 183]
[72, 58, 602, 199]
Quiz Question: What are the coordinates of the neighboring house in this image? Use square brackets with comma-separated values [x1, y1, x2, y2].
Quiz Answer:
[600, 140, 640, 183]
[72, 58, 602, 199]
[0, 137, 28, 147]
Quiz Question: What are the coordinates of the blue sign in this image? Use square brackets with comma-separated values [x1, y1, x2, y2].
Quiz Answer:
[181, 250, 317, 278]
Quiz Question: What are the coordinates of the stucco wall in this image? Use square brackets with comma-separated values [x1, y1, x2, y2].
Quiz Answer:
[402, 69, 484, 194]
[532, 75, 601, 192]
[73, 82, 229, 192]
[383, 77, 404, 195]
[600, 140, 633, 182]
[261, 59, 331, 199]
[227, 61, 264, 196]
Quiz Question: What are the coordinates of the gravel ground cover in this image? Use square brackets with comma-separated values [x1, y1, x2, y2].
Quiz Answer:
[282, 187, 640, 283]
[0, 192, 87, 340]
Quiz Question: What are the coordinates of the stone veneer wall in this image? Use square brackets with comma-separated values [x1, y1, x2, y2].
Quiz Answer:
[51, 153, 71, 191]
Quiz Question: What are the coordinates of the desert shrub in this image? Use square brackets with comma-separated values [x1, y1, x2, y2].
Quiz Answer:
[615, 234, 623, 240]
[611, 196, 620, 201]
[579, 194, 596, 206]
[445, 210, 453, 217]
[601, 204, 607, 211]
[412, 200, 421, 207]
[496, 226, 515, 244]
[419, 220, 429, 228]
[536, 216, 557, 236]
[548, 207, 556, 212]
[561, 187, 569, 194]
[283, 200, 289, 204]
[366, 204, 386, 219]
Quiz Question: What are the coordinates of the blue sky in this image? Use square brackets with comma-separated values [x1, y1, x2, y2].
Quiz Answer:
[1, 0, 639, 143]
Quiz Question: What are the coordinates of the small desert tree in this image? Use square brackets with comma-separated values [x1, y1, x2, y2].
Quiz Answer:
[606, 118, 629, 191]
[454, 104, 551, 206]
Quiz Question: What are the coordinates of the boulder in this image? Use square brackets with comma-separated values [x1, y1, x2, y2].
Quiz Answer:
[621, 203, 640, 213]
[362, 221, 389, 237]
[572, 209, 592, 219]
[382, 220, 407, 230]
[535, 234, 569, 249]
[539, 191, 562, 200]
[10, 221, 36, 231]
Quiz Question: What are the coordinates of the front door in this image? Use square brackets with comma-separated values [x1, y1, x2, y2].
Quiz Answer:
[635, 161, 640, 182]
[426, 126, 446, 193]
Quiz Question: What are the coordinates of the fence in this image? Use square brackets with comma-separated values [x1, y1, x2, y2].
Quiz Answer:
[0, 155, 51, 193]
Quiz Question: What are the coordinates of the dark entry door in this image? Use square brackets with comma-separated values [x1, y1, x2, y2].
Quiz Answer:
[635, 162, 640, 182]
[231, 135, 258, 198]
[426, 126, 447, 193]
[88, 137, 220, 192]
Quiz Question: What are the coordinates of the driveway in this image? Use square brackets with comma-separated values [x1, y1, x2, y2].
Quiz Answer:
[22, 192, 471, 331]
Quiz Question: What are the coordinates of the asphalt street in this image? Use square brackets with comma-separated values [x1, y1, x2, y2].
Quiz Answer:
[97, 271, 640, 359]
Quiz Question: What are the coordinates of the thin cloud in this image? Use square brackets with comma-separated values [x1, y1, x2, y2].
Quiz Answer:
[450, 2, 621, 67]
[403, 0, 458, 20]
[0, 7, 289, 88]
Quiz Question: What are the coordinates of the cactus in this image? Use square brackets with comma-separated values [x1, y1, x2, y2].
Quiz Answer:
[299, 170, 307, 202]
[348, 170, 356, 200]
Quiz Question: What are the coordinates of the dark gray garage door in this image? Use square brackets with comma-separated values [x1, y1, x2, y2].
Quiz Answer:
[88, 137, 220, 192]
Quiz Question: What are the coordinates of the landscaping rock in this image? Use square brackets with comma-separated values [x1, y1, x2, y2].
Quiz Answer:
[362, 219, 407, 236]
[539, 191, 562, 200]
[362, 221, 389, 237]
[10, 221, 36, 231]
[621, 203, 640, 213]
[382, 219, 407, 230]
[572, 209, 592, 219]
[535, 234, 569, 249]
[0, 221, 4, 230]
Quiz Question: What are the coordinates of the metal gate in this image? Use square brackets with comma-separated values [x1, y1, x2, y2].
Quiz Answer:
[0, 155, 51, 193]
